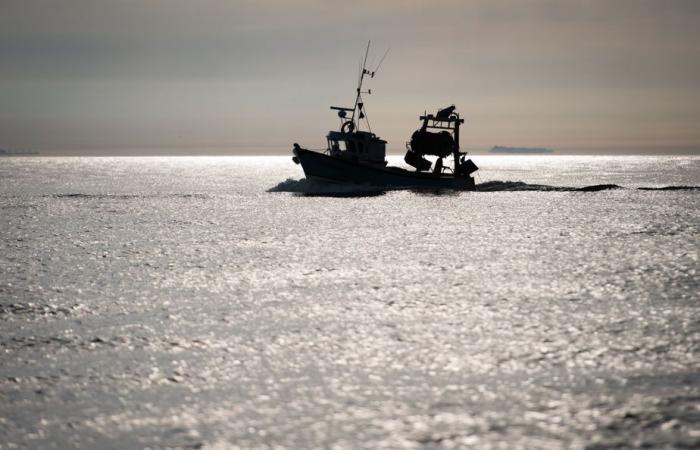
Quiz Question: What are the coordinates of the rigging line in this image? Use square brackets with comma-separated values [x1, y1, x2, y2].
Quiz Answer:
[368, 54, 376, 72]
[354, 42, 371, 132]
[353, 55, 362, 129]
[373, 47, 390, 75]
[357, 93, 371, 133]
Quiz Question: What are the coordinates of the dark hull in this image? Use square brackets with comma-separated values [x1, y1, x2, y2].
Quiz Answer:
[293, 148, 475, 190]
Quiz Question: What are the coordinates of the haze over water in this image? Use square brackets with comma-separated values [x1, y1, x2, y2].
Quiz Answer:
[1, 155, 698, 449]
[3, 1, 700, 155]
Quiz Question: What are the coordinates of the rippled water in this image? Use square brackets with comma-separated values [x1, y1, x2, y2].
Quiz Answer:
[1, 155, 699, 449]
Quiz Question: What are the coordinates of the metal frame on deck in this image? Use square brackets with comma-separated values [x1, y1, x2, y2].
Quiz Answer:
[418, 111, 466, 174]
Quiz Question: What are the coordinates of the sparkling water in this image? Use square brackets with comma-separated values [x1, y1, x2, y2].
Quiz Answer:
[1, 155, 698, 449]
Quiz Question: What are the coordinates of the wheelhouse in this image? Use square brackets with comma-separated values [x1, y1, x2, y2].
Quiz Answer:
[327, 130, 386, 165]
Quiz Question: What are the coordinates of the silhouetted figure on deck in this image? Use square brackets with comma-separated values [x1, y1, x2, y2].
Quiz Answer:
[433, 157, 443, 174]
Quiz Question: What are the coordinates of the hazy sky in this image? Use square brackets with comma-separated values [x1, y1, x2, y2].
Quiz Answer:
[1, 0, 699, 154]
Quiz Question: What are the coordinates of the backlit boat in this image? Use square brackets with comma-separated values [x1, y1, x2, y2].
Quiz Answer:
[292, 43, 478, 190]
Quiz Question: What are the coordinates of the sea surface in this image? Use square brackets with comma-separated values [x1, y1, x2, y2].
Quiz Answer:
[1, 155, 699, 449]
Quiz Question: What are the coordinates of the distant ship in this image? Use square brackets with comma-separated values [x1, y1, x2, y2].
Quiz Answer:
[489, 146, 553, 154]
[291, 42, 478, 191]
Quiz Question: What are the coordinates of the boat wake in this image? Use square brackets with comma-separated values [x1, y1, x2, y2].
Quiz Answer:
[636, 186, 700, 191]
[267, 178, 386, 197]
[477, 181, 699, 192]
[270, 178, 699, 195]
[47, 193, 210, 199]
[475, 181, 623, 192]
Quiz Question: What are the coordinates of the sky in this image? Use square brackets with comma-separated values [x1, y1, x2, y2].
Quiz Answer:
[1, 0, 699, 155]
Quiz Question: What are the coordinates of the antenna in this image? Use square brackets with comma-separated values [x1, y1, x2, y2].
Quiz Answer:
[372, 47, 390, 77]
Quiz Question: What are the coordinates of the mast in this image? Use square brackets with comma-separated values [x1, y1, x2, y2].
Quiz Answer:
[351, 41, 371, 133]
[330, 42, 388, 135]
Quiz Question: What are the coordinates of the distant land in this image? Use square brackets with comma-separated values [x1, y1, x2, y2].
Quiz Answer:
[0, 148, 39, 156]
[489, 146, 554, 154]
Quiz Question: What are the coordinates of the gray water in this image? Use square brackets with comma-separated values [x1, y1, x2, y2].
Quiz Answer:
[1, 155, 699, 449]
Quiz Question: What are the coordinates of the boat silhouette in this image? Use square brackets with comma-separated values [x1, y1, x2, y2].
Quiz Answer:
[292, 42, 478, 191]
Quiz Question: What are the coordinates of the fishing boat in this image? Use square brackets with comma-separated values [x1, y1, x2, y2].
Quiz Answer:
[292, 43, 478, 190]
